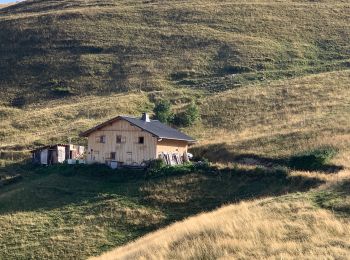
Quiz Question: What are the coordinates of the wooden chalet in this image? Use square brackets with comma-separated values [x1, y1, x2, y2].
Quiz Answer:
[80, 113, 196, 167]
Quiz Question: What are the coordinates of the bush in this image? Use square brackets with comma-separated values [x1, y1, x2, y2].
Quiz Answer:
[51, 86, 74, 97]
[34, 163, 143, 181]
[172, 101, 200, 127]
[145, 163, 196, 179]
[145, 158, 214, 179]
[153, 100, 173, 123]
[289, 146, 339, 170]
[11, 96, 26, 108]
[145, 159, 165, 171]
[193, 158, 211, 171]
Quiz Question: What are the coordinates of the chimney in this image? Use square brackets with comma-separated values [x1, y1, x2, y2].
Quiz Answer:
[141, 112, 150, 122]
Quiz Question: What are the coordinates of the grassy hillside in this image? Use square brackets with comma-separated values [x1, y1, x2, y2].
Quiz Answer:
[195, 70, 350, 161]
[0, 0, 350, 259]
[0, 0, 349, 103]
[94, 187, 350, 260]
[1, 70, 348, 163]
[0, 4, 10, 9]
[0, 163, 322, 259]
[0, 92, 151, 149]
[0, 87, 201, 151]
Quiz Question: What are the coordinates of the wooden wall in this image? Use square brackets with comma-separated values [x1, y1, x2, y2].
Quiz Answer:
[156, 139, 188, 156]
[87, 119, 157, 165]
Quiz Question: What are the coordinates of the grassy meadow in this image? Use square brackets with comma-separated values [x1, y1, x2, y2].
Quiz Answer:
[0, 163, 323, 259]
[95, 189, 350, 260]
[0, 0, 350, 103]
[0, 69, 349, 259]
[0, 0, 349, 259]
[93, 69, 350, 259]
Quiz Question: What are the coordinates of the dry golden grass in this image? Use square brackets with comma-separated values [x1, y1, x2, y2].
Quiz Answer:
[92, 194, 350, 260]
[191, 70, 350, 161]
[0, 4, 12, 9]
[89, 70, 350, 260]
[0, 0, 349, 259]
[0, 92, 151, 149]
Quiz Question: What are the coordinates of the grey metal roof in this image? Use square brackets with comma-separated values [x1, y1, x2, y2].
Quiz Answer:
[31, 144, 69, 152]
[80, 115, 196, 143]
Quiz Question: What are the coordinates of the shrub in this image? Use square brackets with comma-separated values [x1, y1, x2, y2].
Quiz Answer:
[51, 86, 74, 97]
[145, 159, 165, 171]
[193, 158, 211, 171]
[289, 146, 339, 170]
[11, 96, 26, 108]
[170, 70, 197, 81]
[33, 163, 143, 181]
[153, 100, 173, 123]
[145, 163, 196, 179]
[221, 65, 252, 74]
[172, 101, 200, 127]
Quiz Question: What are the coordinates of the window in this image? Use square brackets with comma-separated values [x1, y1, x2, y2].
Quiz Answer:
[116, 135, 122, 143]
[138, 136, 144, 144]
[99, 135, 106, 143]
[110, 152, 116, 160]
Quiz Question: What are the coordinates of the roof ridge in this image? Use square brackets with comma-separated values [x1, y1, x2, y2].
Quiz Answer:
[121, 115, 159, 122]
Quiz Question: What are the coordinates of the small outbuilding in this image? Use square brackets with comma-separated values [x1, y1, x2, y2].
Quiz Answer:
[80, 113, 196, 166]
[31, 144, 85, 165]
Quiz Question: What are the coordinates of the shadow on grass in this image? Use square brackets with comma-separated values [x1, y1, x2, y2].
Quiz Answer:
[139, 164, 324, 221]
[314, 180, 350, 217]
[191, 143, 344, 174]
[0, 161, 324, 220]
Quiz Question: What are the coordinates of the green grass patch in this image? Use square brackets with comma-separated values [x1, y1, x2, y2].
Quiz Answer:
[289, 146, 339, 171]
[313, 180, 350, 217]
[0, 161, 323, 259]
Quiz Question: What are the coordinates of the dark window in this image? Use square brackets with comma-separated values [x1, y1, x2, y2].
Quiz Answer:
[116, 135, 122, 143]
[110, 152, 116, 160]
[138, 136, 144, 144]
[99, 135, 106, 143]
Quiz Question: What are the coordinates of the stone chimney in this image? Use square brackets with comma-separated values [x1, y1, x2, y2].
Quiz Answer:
[141, 112, 150, 122]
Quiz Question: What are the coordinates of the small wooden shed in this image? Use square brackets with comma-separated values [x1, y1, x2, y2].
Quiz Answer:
[31, 144, 85, 165]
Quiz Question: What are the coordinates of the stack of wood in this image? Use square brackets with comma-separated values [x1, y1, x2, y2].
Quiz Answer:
[159, 152, 189, 165]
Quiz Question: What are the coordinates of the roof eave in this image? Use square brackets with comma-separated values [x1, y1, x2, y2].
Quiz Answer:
[79, 116, 123, 137]
[157, 137, 197, 143]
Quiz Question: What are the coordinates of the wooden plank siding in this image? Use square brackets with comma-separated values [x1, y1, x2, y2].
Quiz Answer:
[156, 139, 188, 156]
[87, 119, 157, 164]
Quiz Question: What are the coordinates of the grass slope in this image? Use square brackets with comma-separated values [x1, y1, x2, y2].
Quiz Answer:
[0, 92, 152, 149]
[0, 0, 349, 103]
[0, 164, 321, 259]
[1, 70, 349, 151]
[192, 70, 350, 164]
[0, 87, 200, 152]
[94, 190, 350, 260]
[0, 0, 349, 259]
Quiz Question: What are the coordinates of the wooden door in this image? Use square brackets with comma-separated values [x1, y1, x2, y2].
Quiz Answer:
[126, 152, 132, 165]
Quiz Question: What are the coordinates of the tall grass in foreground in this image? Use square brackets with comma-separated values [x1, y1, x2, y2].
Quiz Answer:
[0, 162, 323, 259]
[93, 194, 350, 260]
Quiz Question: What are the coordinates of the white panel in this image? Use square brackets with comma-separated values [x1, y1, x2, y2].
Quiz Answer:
[41, 149, 48, 165]
[57, 146, 66, 163]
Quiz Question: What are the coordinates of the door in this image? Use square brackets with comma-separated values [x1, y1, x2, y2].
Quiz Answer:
[93, 151, 100, 162]
[126, 152, 132, 165]
[41, 149, 48, 165]
[57, 146, 66, 163]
